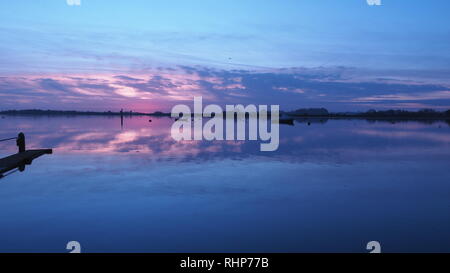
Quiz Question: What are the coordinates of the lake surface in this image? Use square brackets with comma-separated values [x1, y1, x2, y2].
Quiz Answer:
[0, 115, 449, 253]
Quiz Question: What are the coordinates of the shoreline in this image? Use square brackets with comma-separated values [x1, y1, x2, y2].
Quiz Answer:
[1, 109, 449, 122]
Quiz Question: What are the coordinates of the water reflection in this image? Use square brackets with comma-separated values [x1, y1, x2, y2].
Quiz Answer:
[0, 115, 449, 252]
[1, 116, 448, 163]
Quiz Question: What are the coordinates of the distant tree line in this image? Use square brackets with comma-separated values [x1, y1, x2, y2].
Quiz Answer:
[1, 108, 449, 118]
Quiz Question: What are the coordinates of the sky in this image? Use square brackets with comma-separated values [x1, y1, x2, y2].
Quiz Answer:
[0, 0, 449, 112]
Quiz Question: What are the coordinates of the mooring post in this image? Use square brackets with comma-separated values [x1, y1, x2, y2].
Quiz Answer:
[16, 132, 25, 153]
[120, 108, 124, 128]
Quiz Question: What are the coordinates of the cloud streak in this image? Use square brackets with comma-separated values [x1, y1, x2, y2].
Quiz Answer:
[1, 66, 449, 112]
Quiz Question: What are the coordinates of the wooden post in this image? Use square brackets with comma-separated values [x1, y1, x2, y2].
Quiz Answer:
[16, 132, 25, 153]
[120, 109, 124, 128]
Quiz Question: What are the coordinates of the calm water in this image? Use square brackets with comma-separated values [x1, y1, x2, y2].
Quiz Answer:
[0, 115, 449, 253]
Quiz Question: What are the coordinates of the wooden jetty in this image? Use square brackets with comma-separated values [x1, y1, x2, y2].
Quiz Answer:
[0, 149, 53, 175]
[0, 133, 52, 177]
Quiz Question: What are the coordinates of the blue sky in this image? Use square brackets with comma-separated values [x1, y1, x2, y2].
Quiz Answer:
[1, 0, 449, 111]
